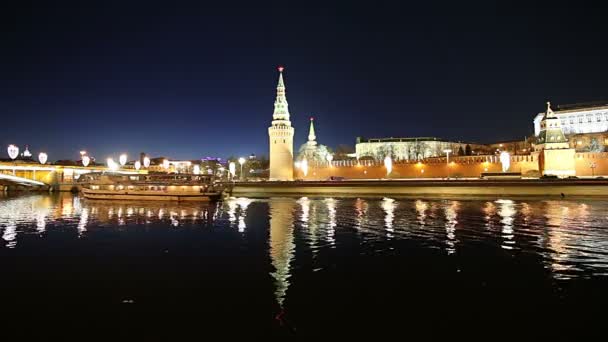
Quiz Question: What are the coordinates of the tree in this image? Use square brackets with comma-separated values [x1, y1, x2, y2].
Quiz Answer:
[589, 138, 603, 153]
[334, 144, 355, 159]
[457, 146, 464, 156]
[465, 144, 472, 156]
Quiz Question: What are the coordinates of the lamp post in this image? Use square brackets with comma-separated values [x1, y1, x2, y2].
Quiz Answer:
[82, 155, 90, 167]
[229, 162, 236, 181]
[38, 152, 48, 165]
[134, 160, 141, 171]
[8, 144, 19, 176]
[238, 157, 246, 180]
[384, 155, 392, 177]
[119, 154, 128, 167]
[326, 154, 333, 166]
[301, 158, 308, 177]
[443, 149, 452, 179]
[143, 156, 150, 168]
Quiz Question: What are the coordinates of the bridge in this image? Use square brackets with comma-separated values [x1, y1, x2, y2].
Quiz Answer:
[0, 162, 146, 191]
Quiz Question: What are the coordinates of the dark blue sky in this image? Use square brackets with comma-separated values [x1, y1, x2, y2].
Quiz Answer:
[1, 1, 607, 161]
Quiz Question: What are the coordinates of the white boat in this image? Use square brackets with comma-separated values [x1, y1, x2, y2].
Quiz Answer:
[80, 174, 222, 202]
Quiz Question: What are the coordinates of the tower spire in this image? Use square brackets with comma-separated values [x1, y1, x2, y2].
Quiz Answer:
[307, 117, 317, 146]
[273, 66, 290, 121]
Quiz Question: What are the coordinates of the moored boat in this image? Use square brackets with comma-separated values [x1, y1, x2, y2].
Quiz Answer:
[79, 173, 222, 202]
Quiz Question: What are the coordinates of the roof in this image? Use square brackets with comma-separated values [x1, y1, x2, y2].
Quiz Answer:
[536, 102, 608, 117]
[356, 136, 481, 144]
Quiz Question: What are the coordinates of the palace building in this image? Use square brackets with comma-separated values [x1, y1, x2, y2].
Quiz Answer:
[355, 137, 489, 161]
[268, 66, 295, 181]
[533, 102, 608, 136]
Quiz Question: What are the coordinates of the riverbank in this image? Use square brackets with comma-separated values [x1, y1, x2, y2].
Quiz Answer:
[229, 179, 608, 197]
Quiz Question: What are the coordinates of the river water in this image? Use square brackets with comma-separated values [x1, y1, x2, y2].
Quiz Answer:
[1, 193, 608, 337]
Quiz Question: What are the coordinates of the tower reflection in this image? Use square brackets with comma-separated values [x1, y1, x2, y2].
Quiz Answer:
[268, 198, 296, 307]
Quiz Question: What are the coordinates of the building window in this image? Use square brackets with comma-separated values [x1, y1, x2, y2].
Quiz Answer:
[587, 115, 593, 123]
[569, 117, 574, 124]
[283, 139, 286, 143]
[579, 116, 583, 123]
[561, 119, 565, 126]
[597, 114, 602, 122]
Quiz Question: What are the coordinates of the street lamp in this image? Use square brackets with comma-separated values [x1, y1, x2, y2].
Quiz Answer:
[443, 149, 452, 179]
[7, 144, 19, 160]
[119, 154, 128, 167]
[82, 155, 90, 167]
[238, 157, 246, 180]
[301, 158, 308, 177]
[38, 152, 48, 165]
[143, 156, 150, 168]
[384, 155, 392, 177]
[134, 160, 141, 171]
[107, 158, 118, 171]
[590, 162, 597, 177]
[229, 162, 236, 180]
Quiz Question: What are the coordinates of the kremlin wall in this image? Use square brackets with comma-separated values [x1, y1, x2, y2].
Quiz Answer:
[293, 152, 608, 180]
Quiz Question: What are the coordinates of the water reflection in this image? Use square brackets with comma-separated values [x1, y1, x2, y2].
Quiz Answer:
[496, 199, 516, 250]
[444, 200, 459, 255]
[1, 193, 608, 302]
[268, 198, 296, 307]
[381, 197, 396, 237]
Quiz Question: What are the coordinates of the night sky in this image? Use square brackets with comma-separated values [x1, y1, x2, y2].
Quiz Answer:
[1, 1, 607, 161]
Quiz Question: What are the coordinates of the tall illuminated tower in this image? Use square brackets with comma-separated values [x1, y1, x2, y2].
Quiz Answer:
[268, 66, 295, 181]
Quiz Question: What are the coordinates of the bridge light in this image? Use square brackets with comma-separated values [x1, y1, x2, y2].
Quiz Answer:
[38, 152, 48, 165]
[134, 160, 141, 171]
[143, 156, 150, 168]
[107, 158, 118, 171]
[82, 155, 90, 167]
[7, 144, 18, 160]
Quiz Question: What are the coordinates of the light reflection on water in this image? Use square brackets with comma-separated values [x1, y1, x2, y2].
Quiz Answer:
[2, 193, 608, 313]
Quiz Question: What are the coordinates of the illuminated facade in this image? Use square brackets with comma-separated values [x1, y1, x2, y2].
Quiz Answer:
[355, 137, 487, 161]
[534, 102, 608, 136]
[268, 67, 295, 181]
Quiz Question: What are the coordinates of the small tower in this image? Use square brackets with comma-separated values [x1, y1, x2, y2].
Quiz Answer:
[536, 101, 575, 177]
[268, 66, 295, 181]
[307, 117, 317, 147]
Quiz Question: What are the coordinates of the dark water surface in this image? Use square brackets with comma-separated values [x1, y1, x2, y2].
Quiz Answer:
[1, 193, 608, 337]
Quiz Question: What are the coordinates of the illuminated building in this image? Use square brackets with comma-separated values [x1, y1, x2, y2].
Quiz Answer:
[355, 137, 488, 161]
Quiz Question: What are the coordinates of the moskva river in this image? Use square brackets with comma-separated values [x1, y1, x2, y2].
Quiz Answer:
[1, 193, 607, 337]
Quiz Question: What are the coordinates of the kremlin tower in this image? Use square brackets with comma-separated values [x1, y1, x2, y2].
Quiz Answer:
[268, 66, 295, 181]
